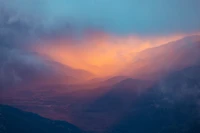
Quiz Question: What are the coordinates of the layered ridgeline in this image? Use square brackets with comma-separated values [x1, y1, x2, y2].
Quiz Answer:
[1, 4, 200, 133]
[81, 35, 200, 131]
[1, 34, 199, 88]
[1, 35, 200, 133]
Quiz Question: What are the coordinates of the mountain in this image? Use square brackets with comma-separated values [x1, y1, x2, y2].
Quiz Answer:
[107, 66, 200, 133]
[123, 35, 200, 80]
[77, 78, 153, 131]
[1, 35, 200, 133]
[0, 46, 94, 89]
[0, 8, 94, 88]
[0, 104, 85, 133]
[100, 76, 130, 86]
[88, 78, 152, 112]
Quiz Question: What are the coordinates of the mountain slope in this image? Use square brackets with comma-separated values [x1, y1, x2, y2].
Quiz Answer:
[76, 78, 153, 131]
[108, 66, 200, 133]
[0, 46, 94, 88]
[88, 78, 152, 112]
[0, 105, 84, 133]
[124, 35, 200, 80]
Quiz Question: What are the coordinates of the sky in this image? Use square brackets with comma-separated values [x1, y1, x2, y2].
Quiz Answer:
[1, 0, 200, 36]
[0, 0, 200, 78]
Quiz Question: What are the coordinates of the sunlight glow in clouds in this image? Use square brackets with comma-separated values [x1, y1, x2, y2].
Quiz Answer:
[33, 33, 191, 77]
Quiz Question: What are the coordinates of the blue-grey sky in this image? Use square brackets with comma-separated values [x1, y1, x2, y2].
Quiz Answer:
[1, 0, 200, 35]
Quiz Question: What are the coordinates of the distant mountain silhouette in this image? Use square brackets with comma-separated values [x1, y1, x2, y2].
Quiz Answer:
[0, 104, 84, 133]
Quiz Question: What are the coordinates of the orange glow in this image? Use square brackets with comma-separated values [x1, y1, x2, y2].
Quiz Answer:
[33, 32, 196, 77]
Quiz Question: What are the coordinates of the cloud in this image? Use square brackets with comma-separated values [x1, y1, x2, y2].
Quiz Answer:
[0, 0, 200, 79]
[33, 33, 190, 77]
[1, 0, 200, 35]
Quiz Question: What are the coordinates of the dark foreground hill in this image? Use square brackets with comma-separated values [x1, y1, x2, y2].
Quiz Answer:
[0, 105, 84, 133]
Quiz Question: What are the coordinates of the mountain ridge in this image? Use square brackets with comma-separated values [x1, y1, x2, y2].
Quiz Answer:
[0, 104, 85, 133]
